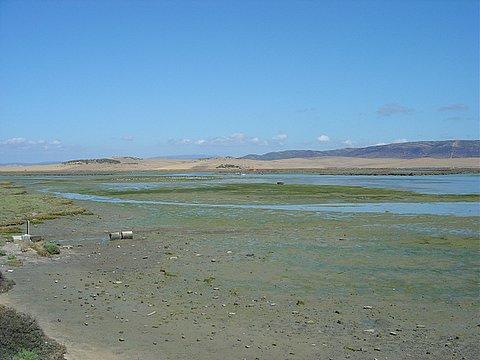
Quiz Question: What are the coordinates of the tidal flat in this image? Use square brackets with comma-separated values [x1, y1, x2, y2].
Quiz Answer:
[0, 173, 479, 359]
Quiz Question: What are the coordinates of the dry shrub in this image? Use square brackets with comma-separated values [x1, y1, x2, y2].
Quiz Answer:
[0, 305, 66, 360]
[0, 271, 14, 293]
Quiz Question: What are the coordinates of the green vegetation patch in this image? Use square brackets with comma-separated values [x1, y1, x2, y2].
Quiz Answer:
[28, 241, 61, 257]
[43, 242, 60, 255]
[0, 182, 88, 233]
[13, 349, 39, 360]
[82, 183, 480, 204]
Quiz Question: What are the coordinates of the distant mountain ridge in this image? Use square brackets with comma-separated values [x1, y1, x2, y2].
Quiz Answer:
[241, 140, 480, 160]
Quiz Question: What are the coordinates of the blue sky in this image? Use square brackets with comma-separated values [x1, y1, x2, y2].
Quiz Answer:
[0, 0, 478, 163]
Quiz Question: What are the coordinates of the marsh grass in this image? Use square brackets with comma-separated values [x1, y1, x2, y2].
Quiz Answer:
[0, 226, 22, 235]
[6, 255, 22, 267]
[79, 183, 480, 204]
[0, 182, 89, 232]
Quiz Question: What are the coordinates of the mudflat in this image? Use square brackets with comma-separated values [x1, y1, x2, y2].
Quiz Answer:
[1, 174, 479, 359]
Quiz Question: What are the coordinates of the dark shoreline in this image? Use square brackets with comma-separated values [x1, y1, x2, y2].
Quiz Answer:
[0, 167, 479, 177]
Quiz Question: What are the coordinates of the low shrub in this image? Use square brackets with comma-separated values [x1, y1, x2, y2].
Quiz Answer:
[0, 271, 15, 293]
[0, 305, 66, 359]
[29, 242, 49, 257]
[6, 255, 22, 267]
[13, 349, 39, 360]
[43, 242, 60, 255]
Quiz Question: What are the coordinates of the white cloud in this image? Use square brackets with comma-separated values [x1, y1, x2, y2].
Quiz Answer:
[393, 138, 408, 143]
[172, 133, 269, 146]
[273, 133, 288, 141]
[317, 134, 330, 142]
[343, 139, 354, 146]
[230, 133, 246, 142]
[121, 135, 134, 141]
[2, 137, 27, 145]
[0, 137, 63, 151]
[250, 137, 268, 145]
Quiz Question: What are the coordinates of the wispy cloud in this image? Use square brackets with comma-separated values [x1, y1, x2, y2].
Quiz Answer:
[272, 133, 287, 141]
[393, 138, 408, 143]
[0, 137, 63, 150]
[317, 134, 330, 142]
[121, 135, 134, 141]
[296, 107, 316, 113]
[438, 103, 468, 112]
[250, 137, 268, 145]
[343, 139, 354, 146]
[376, 103, 414, 117]
[272, 133, 288, 145]
[170, 133, 269, 146]
[1, 137, 28, 145]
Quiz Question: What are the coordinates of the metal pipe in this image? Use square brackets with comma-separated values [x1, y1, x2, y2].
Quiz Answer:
[121, 231, 133, 239]
[109, 232, 122, 240]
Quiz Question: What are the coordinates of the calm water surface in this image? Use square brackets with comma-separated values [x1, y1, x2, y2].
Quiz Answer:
[53, 191, 480, 217]
[102, 173, 480, 195]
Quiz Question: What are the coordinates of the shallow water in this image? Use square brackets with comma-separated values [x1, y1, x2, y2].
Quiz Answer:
[99, 174, 480, 194]
[246, 174, 480, 194]
[52, 191, 480, 217]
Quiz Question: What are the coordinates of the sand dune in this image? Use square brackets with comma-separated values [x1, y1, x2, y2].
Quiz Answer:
[0, 156, 479, 173]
